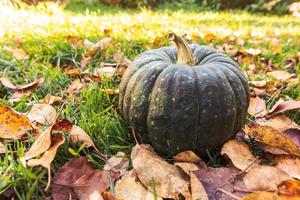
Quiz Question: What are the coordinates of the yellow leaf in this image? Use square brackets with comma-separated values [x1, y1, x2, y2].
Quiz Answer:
[27, 134, 65, 191]
[0, 105, 32, 139]
[247, 125, 300, 157]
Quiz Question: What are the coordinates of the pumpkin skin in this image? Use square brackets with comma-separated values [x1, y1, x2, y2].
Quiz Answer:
[119, 43, 249, 156]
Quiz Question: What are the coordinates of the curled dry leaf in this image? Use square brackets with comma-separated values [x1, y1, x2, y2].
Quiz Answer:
[173, 150, 202, 163]
[0, 77, 17, 89]
[42, 94, 62, 105]
[190, 171, 209, 200]
[67, 79, 84, 96]
[221, 140, 258, 171]
[275, 156, 300, 179]
[51, 156, 95, 200]
[114, 170, 162, 200]
[243, 165, 290, 191]
[258, 115, 299, 132]
[268, 100, 300, 115]
[27, 104, 57, 125]
[52, 119, 73, 132]
[131, 144, 190, 199]
[194, 167, 247, 200]
[277, 179, 300, 196]
[103, 152, 129, 174]
[174, 162, 200, 175]
[27, 133, 65, 190]
[69, 125, 97, 149]
[247, 96, 267, 117]
[247, 125, 300, 157]
[94, 67, 116, 78]
[24, 125, 52, 160]
[0, 105, 32, 139]
[267, 70, 296, 81]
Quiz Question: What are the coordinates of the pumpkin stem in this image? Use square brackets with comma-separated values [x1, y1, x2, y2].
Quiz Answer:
[168, 33, 195, 66]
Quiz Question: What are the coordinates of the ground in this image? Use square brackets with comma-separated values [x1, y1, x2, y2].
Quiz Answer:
[0, 1, 299, 199]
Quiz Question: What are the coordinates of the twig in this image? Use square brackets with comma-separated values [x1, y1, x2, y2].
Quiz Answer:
[216, 189, 241, 200]
[131, 127, 140, 146]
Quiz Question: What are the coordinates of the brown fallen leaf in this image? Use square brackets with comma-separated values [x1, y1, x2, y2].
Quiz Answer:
[194, 167, 247, 200]
[52, 119, 73, 132]
[67, 79, 84, 96]
[173, 150, 202, 163]
[277, 179, 300, 196]
[93, 67, 116, 78]
[243, 165, 290, 191]
[67, 36, 84, 49]
[275, 155, 300, 179]
[258, 115, 299, 132]
[174, 162, 200, 175]
[267, 70, 296, 81]
[131, 144, 191, 199]
[103, 152, 129, 174]
[190, 171, 209, 200]
[102, 192, 117, 200]
[51, 156, 95, 200]
[221, 140, 258, 171]
[27, 133, 65, 190]
[247, 125, 300, 157]
[42, 94, 62, 105]
[282, 128, 300, 148]
[114, 170, 162, 200]
[268, 100, 300, 115]
[27, 104, 57, 125]
[4, 46, 28, 60]
[247, 96, 267, 117]
[0, 77, 17, 89]
[0, 105, 32, 139]
[113, 50, 131, 67]
[240, 48, 262, 56]
[69, 125, 97, 149]
[73, 170, 111, 200]
[24, 125, 52, 160]
[249, 80, 267, 88]
[241, 191, 299, 200]
[65, 68, 81, 77]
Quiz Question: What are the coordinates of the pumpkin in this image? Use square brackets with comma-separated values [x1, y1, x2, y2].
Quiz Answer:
[119, 33, 250, 156]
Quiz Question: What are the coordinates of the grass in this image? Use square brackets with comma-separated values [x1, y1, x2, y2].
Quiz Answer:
[0, 1, 299, 199]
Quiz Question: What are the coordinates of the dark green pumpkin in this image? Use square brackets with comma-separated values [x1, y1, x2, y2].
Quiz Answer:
[119, 34, 249, 156]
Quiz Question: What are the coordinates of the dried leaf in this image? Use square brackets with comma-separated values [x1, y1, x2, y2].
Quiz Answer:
[249, 80, 267, 88]
[4, 46, 28, 60]
[277, 179, 300, 196]
[0, 77, 17, 89]
[16, 78, 44, 91]
[9, 90, 32, 102]
[93, 67, 116, 78]
[66, 68, 81, 77]
[131, 144, 191, 199]
[258, 115, 299, 132]
[248, 96, 267, 117]
[24, 125, 52, 160]
[242, 191, 299, 200]
[103, 152, 129, 174]
[52, 119, 73, 132]
[0, 105, 32, 139]
[42, 94, 62, 105]
[69, 125, 96, 149]
[243, 165, 290, 191]
[67, 36, 84, 49]
[0, 142, 5, 154]
[194, 167, 246, 200]
[93, 37, 113, 50]
[27, 104, 57, 125]
[282, 128, 300, 147]
[102, 192, 117, 200]
[240, 48, 262, 56]
[275, 156, 300, 179]
[114, 170, 162, 200]
[268, 100, 300, 115]
[221, 140, 258, 171]
[247, 125, 300, 157]
[67, 79, 84, 96]
[73, 170, 111, 200]
[190, 171, 209, 200]
[173, 150, 202, 163]
[101, 88, 118, 95]
[267, 70, 296, 81]
[27, 134, 65, 190]
[113, 51, 131, 66]
[174, 162, 200, 175]
[51, 157, 95, 200]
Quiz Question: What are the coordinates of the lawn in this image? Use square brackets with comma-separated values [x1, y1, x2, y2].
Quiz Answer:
[0, 1, 300, 199]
